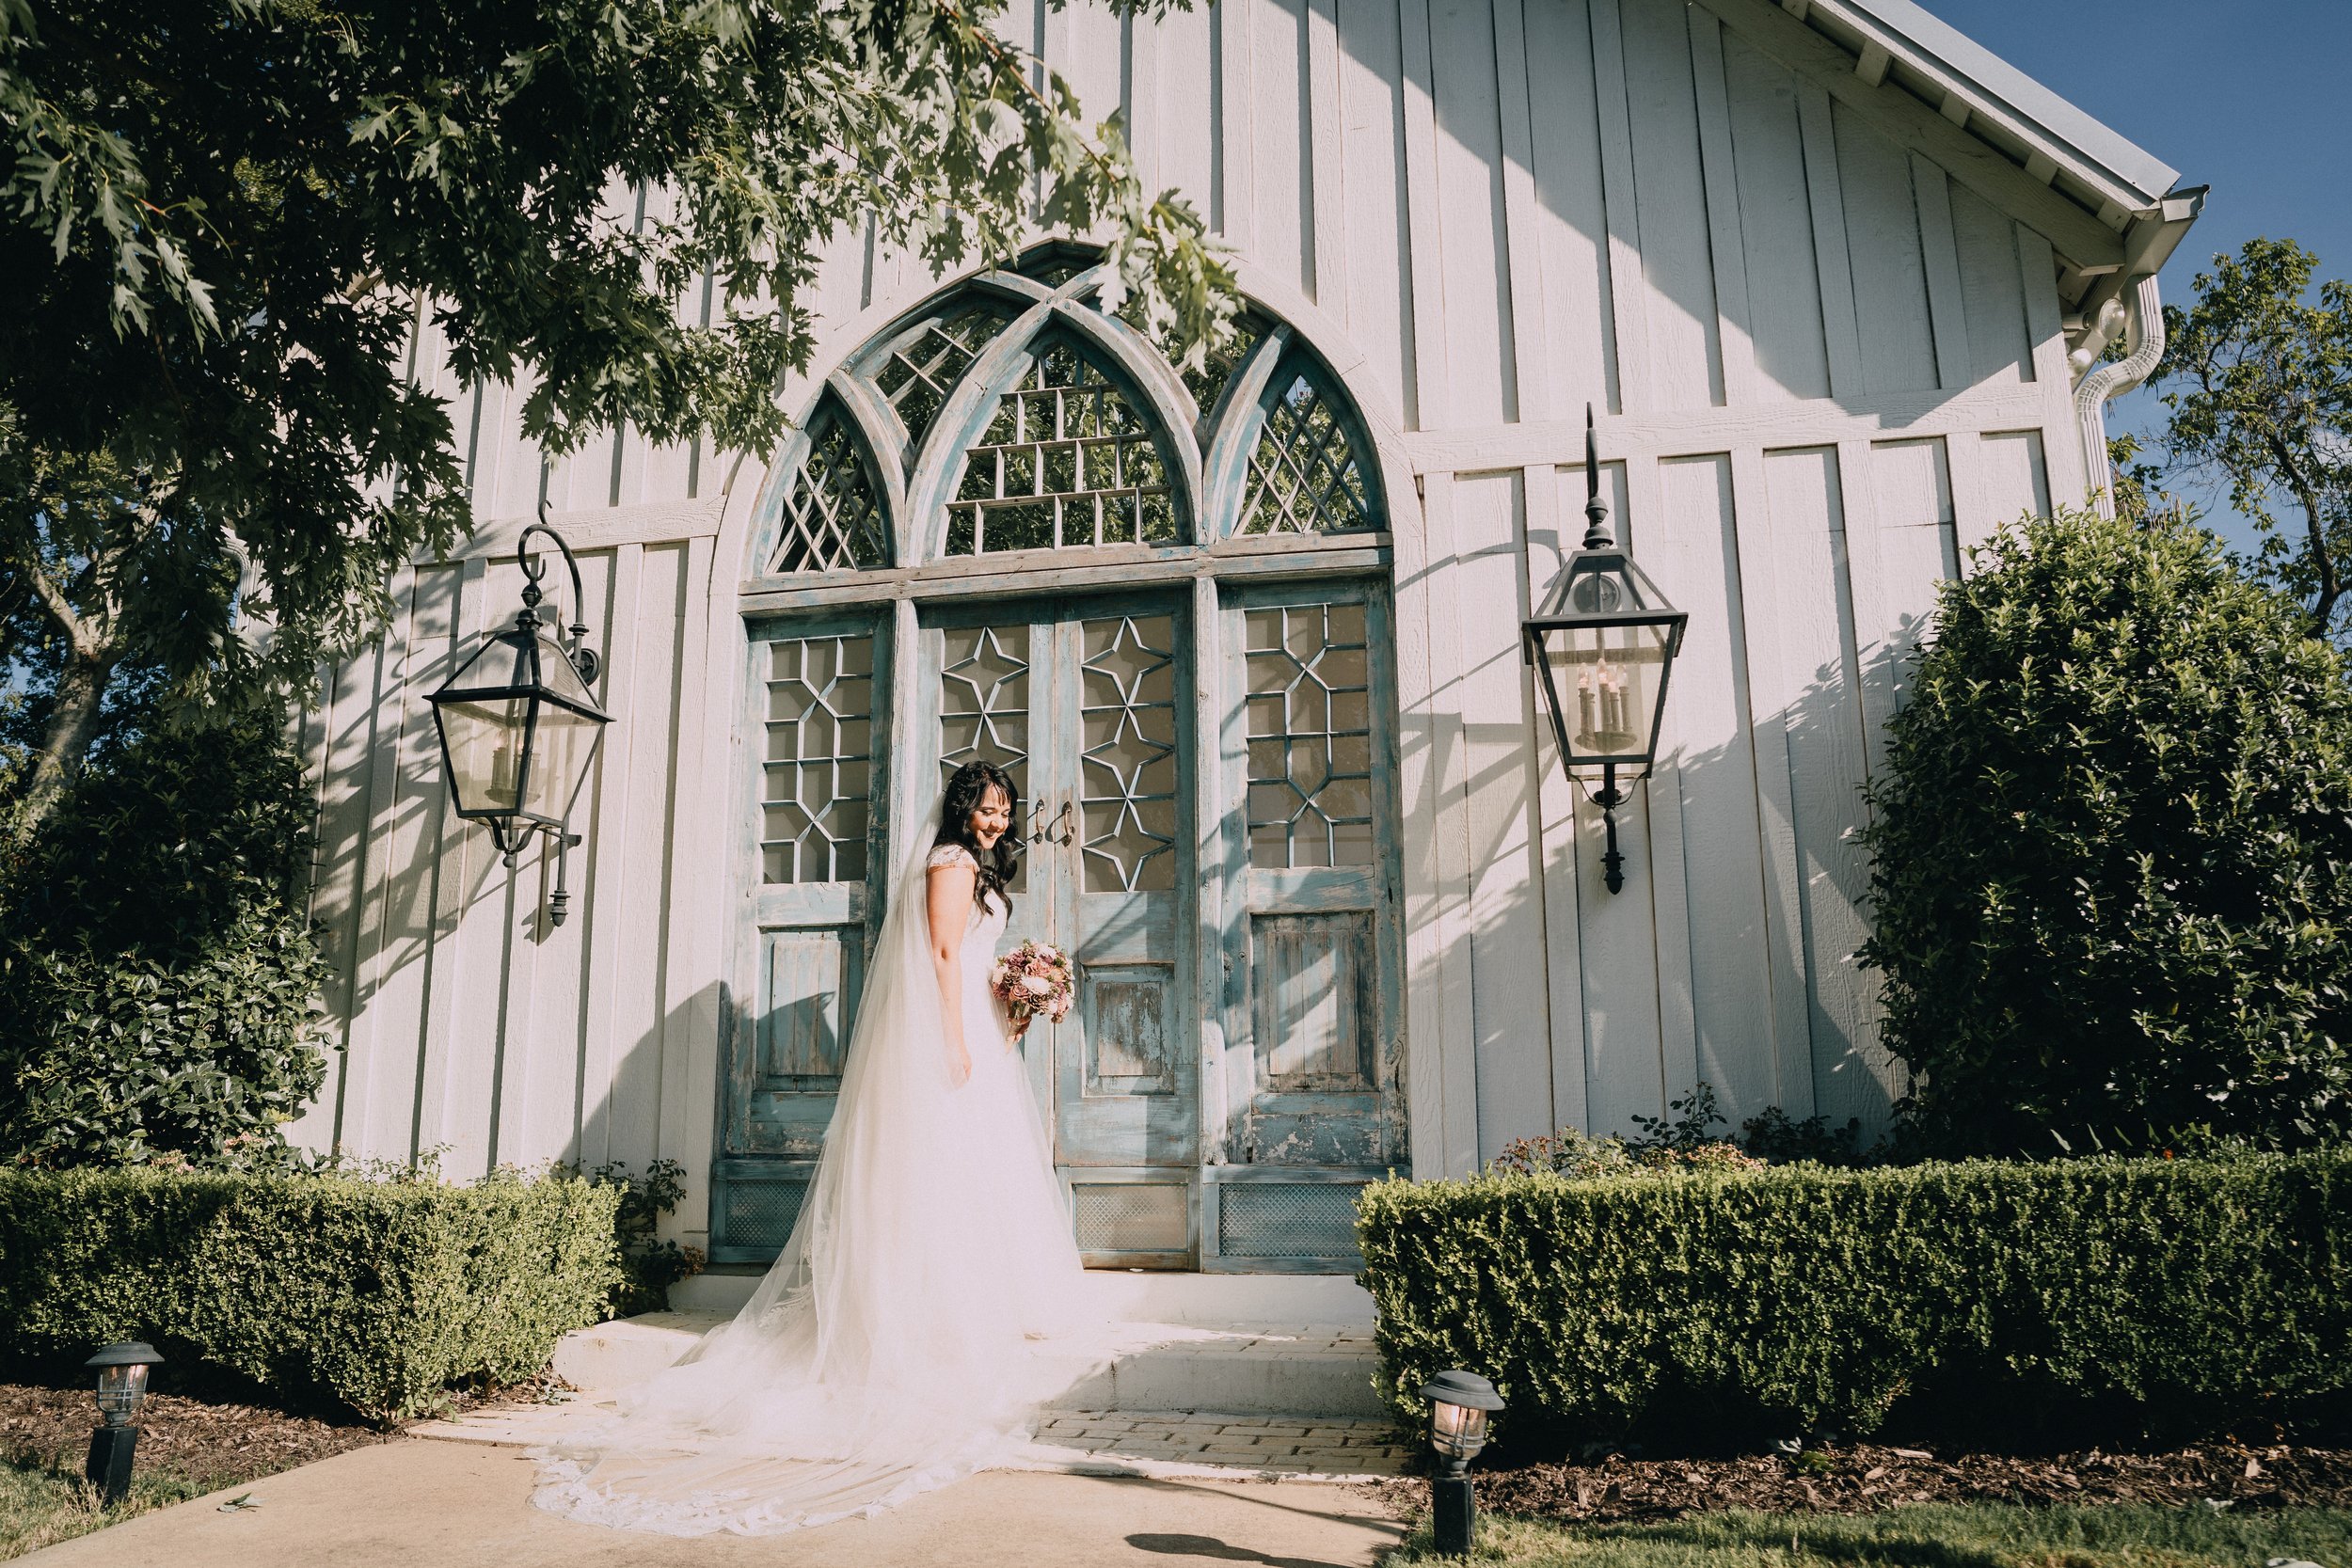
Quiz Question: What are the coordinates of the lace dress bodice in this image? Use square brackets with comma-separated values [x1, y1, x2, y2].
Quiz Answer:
[926, 843, 1012, 1060]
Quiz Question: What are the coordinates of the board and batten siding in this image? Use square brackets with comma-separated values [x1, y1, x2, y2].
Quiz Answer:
[296, 0, 2090, 1225]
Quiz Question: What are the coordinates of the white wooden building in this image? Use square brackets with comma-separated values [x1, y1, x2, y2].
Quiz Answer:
[294, 0, 2199, 1271]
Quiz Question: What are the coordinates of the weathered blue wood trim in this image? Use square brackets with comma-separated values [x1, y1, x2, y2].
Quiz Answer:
[1200, 328, 1295, 540]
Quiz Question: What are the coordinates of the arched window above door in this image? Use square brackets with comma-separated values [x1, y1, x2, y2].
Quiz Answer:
[770, 397, 891, 574]
[751, 246, 1385, 578]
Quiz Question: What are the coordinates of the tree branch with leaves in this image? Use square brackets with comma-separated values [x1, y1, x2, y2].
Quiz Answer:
[0, 0, 1237, 828]
[2151, 237, 2352, 638]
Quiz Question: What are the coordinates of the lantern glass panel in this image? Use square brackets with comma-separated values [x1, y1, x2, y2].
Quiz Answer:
[1541, 619, 1672, 762]
[523, 701, 604, 820]
[440, 697, 531, 815]
[95, 1362, 149, 1423]
[1431, 1400, 1488, 1458]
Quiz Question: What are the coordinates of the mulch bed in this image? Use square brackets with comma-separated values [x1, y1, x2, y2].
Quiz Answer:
[0, 1381, 384, 1496]
[1374, 1441, 2352, 1525]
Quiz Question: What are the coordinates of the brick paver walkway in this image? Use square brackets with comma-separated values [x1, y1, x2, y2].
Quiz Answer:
[1024, 1411, 1413, 1479]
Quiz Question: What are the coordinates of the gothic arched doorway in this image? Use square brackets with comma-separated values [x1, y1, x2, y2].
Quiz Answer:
[716, 244, 1406, 1271]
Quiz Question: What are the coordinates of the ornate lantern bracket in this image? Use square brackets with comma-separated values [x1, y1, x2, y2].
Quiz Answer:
[426, 509, 614, 925]
[1521, 406, 1689, 893]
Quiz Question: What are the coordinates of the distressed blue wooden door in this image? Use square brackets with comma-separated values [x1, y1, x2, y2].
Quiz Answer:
[1207, 580, 1406, 1272]
[922, 592, 1200, 1266]
[713, 610, 891, 1263]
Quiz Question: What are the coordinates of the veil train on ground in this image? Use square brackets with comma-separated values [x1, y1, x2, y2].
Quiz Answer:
[531, 805, 1126, 1537]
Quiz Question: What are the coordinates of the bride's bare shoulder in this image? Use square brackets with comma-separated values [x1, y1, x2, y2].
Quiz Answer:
[926, 843, 978, 872]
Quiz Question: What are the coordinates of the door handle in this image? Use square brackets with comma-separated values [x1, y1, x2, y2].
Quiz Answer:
[1041, 800, 1073, 846]
[1026, 800, 1050, 844]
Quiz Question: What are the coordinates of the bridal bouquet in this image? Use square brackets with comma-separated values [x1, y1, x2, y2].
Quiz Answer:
[989, 941, 1075, 1029]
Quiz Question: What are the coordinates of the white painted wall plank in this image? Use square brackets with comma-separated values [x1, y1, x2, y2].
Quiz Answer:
[1721, 34, 1829, 402]
[1451, 470, 1553, 1162]
[1833, 103, 1937, 396]
[1726, 446, 1815, 1117]
[1521, 463, 1590, 1136]
[1425, 0, 1517, 427]
[1333, 0, 1413, 424]
[1909, 153, 1972, 393]
[1248, 0, 1313, 298]
[1950, 184, 2031, 387]
[1687, 9, 1758, 410]
[1653, 453, 1776, 1120]
[1756, 446, 1885, 1126]
[1619, 0, 1723, 409]
[1794, 82, 1864, 400]
[1521, 0, 1615, 419]
[1588, 0, 1650, 414]
[1492, 0, 1551, 425]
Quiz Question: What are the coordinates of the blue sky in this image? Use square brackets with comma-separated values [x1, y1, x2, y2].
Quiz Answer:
[1929, 0, 2352, 547]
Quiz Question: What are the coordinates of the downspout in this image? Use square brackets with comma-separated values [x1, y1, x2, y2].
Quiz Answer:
[2069, 186, 2206, 518]
[2072, 272, 2164, 519]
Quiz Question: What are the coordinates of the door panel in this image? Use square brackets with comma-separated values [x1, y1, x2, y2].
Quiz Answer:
[1211, 582, 1406, 1267]
[716, 616, 891, 1262]
[920, 594, 1200, 1262]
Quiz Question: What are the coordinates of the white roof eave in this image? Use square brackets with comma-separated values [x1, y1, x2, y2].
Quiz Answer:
[1804, 0, 2181, 210]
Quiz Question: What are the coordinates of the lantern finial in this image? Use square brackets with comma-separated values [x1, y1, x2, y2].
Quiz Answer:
[1581, 404, 1613, 549]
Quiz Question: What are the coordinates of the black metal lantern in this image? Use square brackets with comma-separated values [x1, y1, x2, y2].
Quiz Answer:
[1523, 406, 1689, 894]
[85, 1340, 165, 1505]
[427, 518, 612, 925]
[1422, 1369, 1505, 1556]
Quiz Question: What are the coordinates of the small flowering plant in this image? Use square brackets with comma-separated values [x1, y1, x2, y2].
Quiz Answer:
[989, 940, 1075, 1031]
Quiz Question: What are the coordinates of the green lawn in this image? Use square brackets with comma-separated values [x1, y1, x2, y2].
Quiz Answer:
[1382, 1503, 2352, 1567]
[0, 1461, 211, 1562]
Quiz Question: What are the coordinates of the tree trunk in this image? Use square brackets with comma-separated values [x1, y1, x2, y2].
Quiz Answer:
[19, 637, 116, 832]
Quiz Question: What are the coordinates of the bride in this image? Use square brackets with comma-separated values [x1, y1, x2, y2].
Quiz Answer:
[533, 761, 1118, 1536]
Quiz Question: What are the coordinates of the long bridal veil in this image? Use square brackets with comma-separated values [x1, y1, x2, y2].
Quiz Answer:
[532, 806, 1116, 1536]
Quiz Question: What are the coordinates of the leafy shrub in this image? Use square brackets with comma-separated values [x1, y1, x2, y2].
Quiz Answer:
[0, 1166, 622, 1420]
[1862, 507, 2352, 1156]
[1357, 1152, 2352, 1448]
[1491, 1085, 1861, 1178]
[0, 715, 329, 1170]
[567, 1158, 706, 1316]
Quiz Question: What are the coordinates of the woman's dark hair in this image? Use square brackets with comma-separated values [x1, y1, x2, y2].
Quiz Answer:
[933, 761, 1020, 913]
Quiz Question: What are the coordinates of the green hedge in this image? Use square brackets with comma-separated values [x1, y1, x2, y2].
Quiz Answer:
[1357, 1153, 2352, 1444]
[0, 1167, 622, 1420]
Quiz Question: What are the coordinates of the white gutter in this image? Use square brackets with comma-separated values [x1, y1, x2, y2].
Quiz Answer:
[2069, 186, 2206, 517]
[2073, 273, 2163, 519]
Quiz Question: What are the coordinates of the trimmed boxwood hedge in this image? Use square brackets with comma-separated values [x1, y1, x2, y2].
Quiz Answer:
[1357, 1152, 2352, 1445]
[0, 1167, 622, 1420]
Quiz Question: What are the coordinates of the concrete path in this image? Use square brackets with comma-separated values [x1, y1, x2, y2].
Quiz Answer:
[21, 1436, 1410, 1568]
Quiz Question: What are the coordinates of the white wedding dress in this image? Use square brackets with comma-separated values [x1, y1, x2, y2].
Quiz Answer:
[532, 818, 1120, 1536]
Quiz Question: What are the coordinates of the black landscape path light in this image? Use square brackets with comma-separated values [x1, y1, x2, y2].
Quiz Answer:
[1522, 405, 1689, 894]
[1422, 1369, 1505, 1556]
[427, 514, 612, 926]
[85, 1341, 165, 1506]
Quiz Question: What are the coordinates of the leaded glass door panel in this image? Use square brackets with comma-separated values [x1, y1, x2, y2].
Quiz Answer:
[716, 610, 891, 1263]
[919, 593, 1200, 1266]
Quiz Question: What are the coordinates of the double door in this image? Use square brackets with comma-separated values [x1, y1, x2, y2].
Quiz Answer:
[717, 580, 1403, 1272]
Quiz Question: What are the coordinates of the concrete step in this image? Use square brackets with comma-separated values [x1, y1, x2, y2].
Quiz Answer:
[1047, 1327, 1385, 1418]
[553, 1279, 1387, 1419]
[669, 1267, 1375, 1328]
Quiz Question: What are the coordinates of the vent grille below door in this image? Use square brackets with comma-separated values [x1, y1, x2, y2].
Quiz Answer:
[1071, 1181, 1191, 1261]
[1216, 1182, 1364, 1261]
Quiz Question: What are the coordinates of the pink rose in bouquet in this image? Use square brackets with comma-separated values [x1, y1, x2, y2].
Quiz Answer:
[989, 940, 1074, 1029]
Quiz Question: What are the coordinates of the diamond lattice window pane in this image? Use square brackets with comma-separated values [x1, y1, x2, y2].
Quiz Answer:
[874, 301, 1012, 451]
[771, 405, 889, 574]
[1244, 602, 1377, 869]
[944, 341, 1184, 555]
[759, 631, 878, 882]
[1239, 365, 1375, 537]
